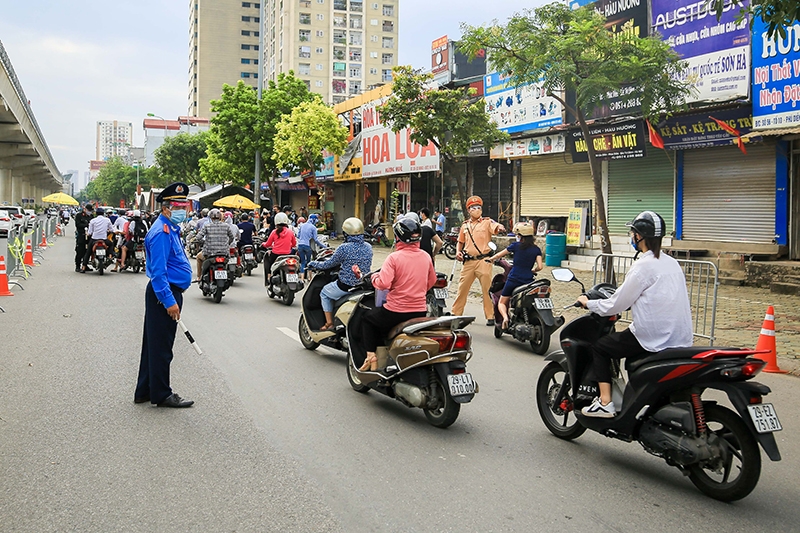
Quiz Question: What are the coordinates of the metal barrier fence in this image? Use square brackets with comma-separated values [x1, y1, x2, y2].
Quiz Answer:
[592, 253, 719, 345]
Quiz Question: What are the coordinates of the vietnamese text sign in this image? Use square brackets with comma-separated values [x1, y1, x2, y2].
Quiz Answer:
[489, 133, 566, 159]
[658, 107, 752, 150]
[569, 120, 647, 162]
[566, 207, 588, 246]
[431, 36, 449, 75]
[752, 19, 800, 129]
[483, 72, 562, 134]
[651, 0, 750, 103]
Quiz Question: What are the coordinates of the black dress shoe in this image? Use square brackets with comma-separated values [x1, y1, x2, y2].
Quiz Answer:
[134, 396, 150, 404]
[157, 393, 194, 408]
[75, 267, 81, 272]
[486, 319, 495, 326]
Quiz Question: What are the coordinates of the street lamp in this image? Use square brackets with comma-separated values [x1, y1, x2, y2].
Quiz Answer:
[146, 112, 170, 139]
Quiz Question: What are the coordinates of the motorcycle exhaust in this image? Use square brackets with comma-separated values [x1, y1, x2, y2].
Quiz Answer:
[393, 382, 427, 408]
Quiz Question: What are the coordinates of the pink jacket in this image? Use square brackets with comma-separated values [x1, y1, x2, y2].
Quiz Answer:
[372, 241, 437, 313]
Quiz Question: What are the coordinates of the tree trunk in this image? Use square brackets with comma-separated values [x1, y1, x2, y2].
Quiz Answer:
[444, 155, 468, 218]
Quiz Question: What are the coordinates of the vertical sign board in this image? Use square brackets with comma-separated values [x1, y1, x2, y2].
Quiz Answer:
[752, 19, 800, 129]
[566, 207, 588, 246]
[483, 72, 563, 134]
[651, 0, 750, 103]
[431, 35, 449, 75]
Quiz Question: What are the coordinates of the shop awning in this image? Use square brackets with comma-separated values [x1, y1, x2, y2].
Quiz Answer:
[187, 184, 223, 200]
[742, 126, 800, 140]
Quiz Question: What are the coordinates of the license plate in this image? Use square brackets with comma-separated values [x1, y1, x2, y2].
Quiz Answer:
[214, 270, 228, 280]
[748, 403, 782, 433]
[244, 253, 254, 260]
[95, 249, 105, 256]
[228, 257, 237, 265]
[447, 373, 476, 396]
[534, 298, 554, 310]
[433, 288, 448, 300]
[135, 251, 144, 259]
[286, 273, 299, 283]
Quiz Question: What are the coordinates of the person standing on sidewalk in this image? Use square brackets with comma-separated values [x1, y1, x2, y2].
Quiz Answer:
[451, 196, 505, 325]
[74, 204, 93, 272]
[135, 182, 194, 408]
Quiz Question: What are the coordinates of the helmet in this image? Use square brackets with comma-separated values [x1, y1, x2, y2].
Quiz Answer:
[297, 217, 306, 224]
[224, 211, 233, 219]
[626, 211, 666, 238]
[132, 210, 141, 217]
[342, 217, 364, 236]
[201, 208, 209, 217]
[126, 211, 133, 217]
[403, 212, 421, 224]
[274, 212, 290, 225]
[308, 213, 319, 223]
[282, 205, 292, 213]
[240, 213, 249, 221]
[513, 222, 534, 236]
[393, 217, 422, 243]
[209, 208, 222, 220]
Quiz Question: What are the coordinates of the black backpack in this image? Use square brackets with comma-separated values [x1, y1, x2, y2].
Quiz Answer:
[132, 220, 148, 240]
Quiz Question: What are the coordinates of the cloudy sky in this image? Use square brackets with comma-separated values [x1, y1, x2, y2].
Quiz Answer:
[0, 0, 544, 180]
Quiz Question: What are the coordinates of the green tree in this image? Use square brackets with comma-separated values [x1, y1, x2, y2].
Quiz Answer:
[710, 0, 800, 39]
[273, 100, 348, 174]
[378, 65, 510, 216]
[92, 157, 138, 206]
[460, 4, 691, 255]
[154, 131, 209, 187]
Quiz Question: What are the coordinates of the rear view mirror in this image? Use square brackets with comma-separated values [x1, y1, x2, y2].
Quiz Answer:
[551, 268, 575, 283]
[488, 241, 497, 251]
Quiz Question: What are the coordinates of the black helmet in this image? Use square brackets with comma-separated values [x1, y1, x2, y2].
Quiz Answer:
[626, 211, 666, 238]
[393, 218, 421, 243]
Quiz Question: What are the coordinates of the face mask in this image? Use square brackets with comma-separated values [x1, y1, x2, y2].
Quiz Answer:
[630, 237, 637, 251]
[516, 235, 522, 242]
[170, 209, 187, 224]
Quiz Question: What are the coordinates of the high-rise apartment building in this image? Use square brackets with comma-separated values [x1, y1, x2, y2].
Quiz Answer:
[189, 0, 399, 117]
[96, 120, 133, 161]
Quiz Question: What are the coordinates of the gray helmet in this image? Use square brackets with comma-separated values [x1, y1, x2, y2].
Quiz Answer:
[403, 212, 421, 224]
[201, 208, 209, 217]
[626, 211, 666, 238]
[274, 212, 290, 225]
[209, 208, 222, 220]
[342, 217, 364, 236]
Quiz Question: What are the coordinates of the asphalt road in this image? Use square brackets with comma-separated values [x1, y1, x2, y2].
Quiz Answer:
[2, 235, 800, 532]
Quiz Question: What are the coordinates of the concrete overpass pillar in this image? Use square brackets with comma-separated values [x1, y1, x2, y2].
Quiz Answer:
[0, 168, 11, 204]
[31, 183, 39, 205]
[21, 179, 31, 204]
[10, 174, 22, 205]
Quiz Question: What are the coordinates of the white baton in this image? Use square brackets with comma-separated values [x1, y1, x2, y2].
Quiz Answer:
[178, 319, 203, 355]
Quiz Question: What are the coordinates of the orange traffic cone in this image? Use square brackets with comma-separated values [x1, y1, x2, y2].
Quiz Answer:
[40, 229, 48, 247]
[0, 255, 14, 296]
[23, 239, 34, 267]
[754, 306, 787, 374]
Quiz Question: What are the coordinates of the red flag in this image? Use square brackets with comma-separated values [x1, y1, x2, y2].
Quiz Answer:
[363, 185, 371, 203]
[709, 116, 746, 155]
[646, 120, 665, 149]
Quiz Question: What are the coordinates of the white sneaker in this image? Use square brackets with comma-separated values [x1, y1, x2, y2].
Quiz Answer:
[581, 397, 616, 418]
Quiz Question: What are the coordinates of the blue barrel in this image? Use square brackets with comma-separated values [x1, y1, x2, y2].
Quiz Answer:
[545, 233, 567, 267]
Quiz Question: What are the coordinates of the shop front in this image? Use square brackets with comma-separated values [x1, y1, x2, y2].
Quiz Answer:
[608, 149, 675, 235]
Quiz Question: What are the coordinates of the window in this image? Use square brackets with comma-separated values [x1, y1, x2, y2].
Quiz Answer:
[300, 0, 311, 5]
[350, 0, 362, 11]
[349, 48, 361, 61]
[316, 13, 324, 20]
[350, 15, 362, 28]
[372, 2, 378, 8]
[349, 31, 362, 45]
[333, 30, 346, 44]
[242, 44, 252, 50]
[254, 3, 260, 7]
[254, 31, 260, 36]
[241, 58, 251, 64]
[370, 35, 378, 42]
[381, 53, 392, 64]
[370, 18, 378, 25]
[316, 30, 324, 37]
[334, 0, 347, 10]
[349, 64, 361, 77]
[334, 14, 346, 28]
[382, 69, 392, 82]
[242, 72, 251, 78]
[299, 29, 311, 41]
[349, 81, 362, 94]
[299, 12, 311, 24]
[382, 37, 393, 48]
[254, 45, 259, 50]
[242, 1, 251, 6]
[316, 63, 324, 70]
[333, 61, 346, 76]
[254, 17, 260, 22]
[304, 80, 311, 90]
[370, 51, 378, 58]
[242, 15, 251, 21]
[369, 67, 377, 75]
[382, 20, 393, 32]
[333, 46, 346, 60]
[382, 4, 393, 16]
[242, 30, 251, 36]
[332, 80, 347, 94]
[299, 63, 311, 75]
[315, 47, 324, 54]
[299, 45, 312, 58]
[315, 80, 323, 87]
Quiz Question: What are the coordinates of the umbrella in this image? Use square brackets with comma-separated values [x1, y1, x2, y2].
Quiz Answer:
[213, 194, 259, 210]
[41, 192, 79, 205]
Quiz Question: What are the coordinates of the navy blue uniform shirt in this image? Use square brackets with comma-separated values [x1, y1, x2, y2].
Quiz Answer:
[145, 214, 192, 308]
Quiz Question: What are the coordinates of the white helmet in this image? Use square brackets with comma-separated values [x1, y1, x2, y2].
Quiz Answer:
[132, 210, 141, 217]
[274, 212, 290, 225]
[403, 212, 421, 224]
[342, 217, 364, 236]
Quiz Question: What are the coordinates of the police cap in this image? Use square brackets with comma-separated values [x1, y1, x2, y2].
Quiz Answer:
[157, 182, 189, 203]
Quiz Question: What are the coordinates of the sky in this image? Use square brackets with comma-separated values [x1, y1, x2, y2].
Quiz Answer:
[0, 0, 544, 183]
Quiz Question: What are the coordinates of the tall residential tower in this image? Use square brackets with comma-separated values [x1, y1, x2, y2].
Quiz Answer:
[96, 120, 133, 161]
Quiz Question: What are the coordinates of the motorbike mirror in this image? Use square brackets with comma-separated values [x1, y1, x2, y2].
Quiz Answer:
[551, 268, 575, 283]
[488, 241, 497, 251]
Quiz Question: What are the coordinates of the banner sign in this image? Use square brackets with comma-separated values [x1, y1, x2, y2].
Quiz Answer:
[317, 150, 335, 178]
[566, 207, 588, 246]
[651, 0, 750, 103]
[361, 99, 440, 178]
[431, 35, 449, 75]
[483, 72, 562, 134]
[569, 120, 647, 162]
[489, 133, 566, 159]
[752, 18, 800, 129]
[657, 107, 752, 149]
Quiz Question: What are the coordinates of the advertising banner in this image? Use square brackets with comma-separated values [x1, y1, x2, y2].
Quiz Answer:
[489, 133, 566, 159]
[431, 36, 449, 75]
[657, 107, 752, 149]
[566, 207, 588, 246]
[651, 0, 750, 103]
[569, 120, 647, 162]
[752, 18, 800, 129]
[483, 72, 563, 134]
[360, 99, 440, 178]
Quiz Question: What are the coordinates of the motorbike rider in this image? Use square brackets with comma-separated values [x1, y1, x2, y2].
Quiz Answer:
[576, 211, 693, 418]
[357, 217, 436, 372]
[115, 210, 149, 272]
[307, 217, 372, 330]
[194, 208, 237, 282]
[297, 213, 327, 279]
[237, 213, 256, 253]
[80, 207, 114, 273]
[195, 208, 210, 231]
[74, 204, 94, 272]
[263, 211, 297, 285]
[452, 195, 505, 325]
[485, 222, 543, 330]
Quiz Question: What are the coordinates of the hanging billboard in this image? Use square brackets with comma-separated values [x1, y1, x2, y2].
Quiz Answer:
[483, 72, 562, 134]
[751, 18, 800, 129]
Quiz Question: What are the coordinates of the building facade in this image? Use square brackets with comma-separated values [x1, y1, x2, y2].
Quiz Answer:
[143, 116, 210, 167]
[96, 120, 133, 161]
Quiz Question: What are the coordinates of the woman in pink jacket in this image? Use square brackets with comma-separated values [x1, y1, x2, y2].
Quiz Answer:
[358, 217, 437, 372]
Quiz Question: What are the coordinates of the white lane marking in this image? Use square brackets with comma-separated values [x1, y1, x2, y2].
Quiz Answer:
[277, 326, 301, 343]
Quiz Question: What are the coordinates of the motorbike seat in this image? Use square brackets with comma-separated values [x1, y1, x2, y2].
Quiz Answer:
[626, 346, 736, 373]
[511, 278, 549, 296]
[387, 317, 434, 340]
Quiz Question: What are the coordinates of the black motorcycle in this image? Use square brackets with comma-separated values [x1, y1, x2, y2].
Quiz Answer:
[198, 253, 233, 303]
[536, 268, 782, 502]
[240, 244, 257, 275]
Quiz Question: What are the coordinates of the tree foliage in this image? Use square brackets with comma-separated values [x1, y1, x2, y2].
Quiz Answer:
[460, 4, 692, 255]
[379, 65, 510, 215]
[273, 100, 348, 173]
[710, 0, 800, 39]
[154, 131, 208, 187]
[80, 158, 162, 206]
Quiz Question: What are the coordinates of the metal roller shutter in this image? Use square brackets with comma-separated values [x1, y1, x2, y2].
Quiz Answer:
[683, 143, 775, 243]
[520, 153, 593, 217]
[608, 150, 675, 235]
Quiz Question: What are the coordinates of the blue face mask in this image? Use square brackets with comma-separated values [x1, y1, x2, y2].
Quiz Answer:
[630, 237, 637, 251]
[169, 209, 187, 224]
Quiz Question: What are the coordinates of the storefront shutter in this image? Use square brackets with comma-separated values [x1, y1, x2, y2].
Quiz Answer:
[608, 150, 675, 235]
[520, 154, 593, 217]
[682, 143, 775, 243]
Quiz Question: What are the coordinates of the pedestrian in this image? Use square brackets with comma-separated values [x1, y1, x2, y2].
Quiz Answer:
[134, 182, 195, 408]
[419, 207, 434, 229]
[451, 195, 505, 325]
[74, 204, 93, 272]
[299, 206, 308, 220]
[434, 208, 446, 237]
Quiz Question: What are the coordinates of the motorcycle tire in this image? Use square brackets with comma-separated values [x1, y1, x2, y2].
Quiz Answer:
[346, 351, 370, 394]
[246, 266, 252, 276]
[536, 361, 586, 440]
[424, 377, 460, 428]
[267, 285, 274, 298]
[281, 289, 294, 306]
[133, 264, 140, 274]
[443, 242, 456, 260]
[213, 287, 223, 304]
[493, 324, 504, 338]
[98, 263, 104, 276]
[381, 236, 392, 247]
[529, 315, 550, 355]
[687, 404, 761, 502]
[426, 293, 442, 318]
[298, 315, 320, 350]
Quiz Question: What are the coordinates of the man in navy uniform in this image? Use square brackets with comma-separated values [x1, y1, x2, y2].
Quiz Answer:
[135, 182, 195, 407]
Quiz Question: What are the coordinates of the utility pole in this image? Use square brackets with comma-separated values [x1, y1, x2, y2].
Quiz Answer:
[254, 0, 266, 208]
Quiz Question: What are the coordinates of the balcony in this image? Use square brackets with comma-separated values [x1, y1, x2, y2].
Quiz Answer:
[333, 69, 346, 78]
[333, 47, 346, 60]
[382, 21, 394, 32]
[299, 0, 311, 6]
[350, 17, 362, 29]
[333, 31, 347, 45]
[382, 5, 394, 16]
[350, 1, 362, 12]
[349, 49, 362, 61]
[333, 17, 347, 28]
[334, 0, 347, 10]
[382, 53, 393, 65]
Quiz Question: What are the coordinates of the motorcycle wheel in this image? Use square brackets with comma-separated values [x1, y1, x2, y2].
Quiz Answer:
[298, 315, 320, 350]
[98, 262, 104, 276]
[529, 315, 550, 355]
[426, 293, 442, 317]
[213, 287, 223, 303]
[133, 264, 140, 274]
[424, 377, 460, 428]
[443, 242, 456, 260]
[281, 288, 295, 306]
[536, 362, 586, 440]
[246, 266, 252, 276]
[493, 324, 504, 338]
[687, 404, 761, 502]
[346, 351, 370, 393]
[381, 235, 392, 247]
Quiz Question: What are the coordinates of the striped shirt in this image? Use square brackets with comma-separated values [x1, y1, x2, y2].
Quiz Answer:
[196, 220, 237, 256]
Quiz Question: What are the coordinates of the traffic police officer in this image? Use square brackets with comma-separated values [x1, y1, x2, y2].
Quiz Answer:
[135, 182, 195, 407]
